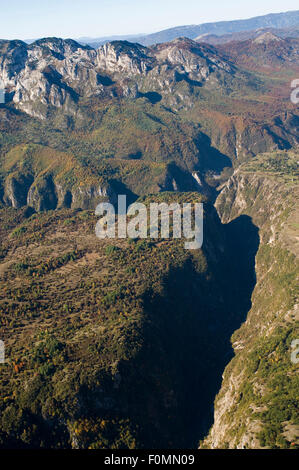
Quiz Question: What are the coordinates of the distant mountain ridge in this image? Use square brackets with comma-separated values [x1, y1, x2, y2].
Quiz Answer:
[4, 10, 299, 49]
[215, 33, 299, 73]
[195, 25, 299, 45]
[78, 10, 299, 47]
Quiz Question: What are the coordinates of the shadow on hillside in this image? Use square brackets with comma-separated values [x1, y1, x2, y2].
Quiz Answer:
[196, 133, 232, 175]
[138, 91, 162, 104]
[134, 211, 259, 448]
[195, 213, 260, 444]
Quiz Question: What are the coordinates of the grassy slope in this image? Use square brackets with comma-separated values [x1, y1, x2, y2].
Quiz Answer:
[0, 142, 172, 199]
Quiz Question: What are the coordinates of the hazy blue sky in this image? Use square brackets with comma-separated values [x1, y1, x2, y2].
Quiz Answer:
[1, 0, 299, 40]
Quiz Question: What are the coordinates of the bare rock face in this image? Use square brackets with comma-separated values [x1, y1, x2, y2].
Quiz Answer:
[1, 166, 118, 212]
[71, 183, 117, 210]
[3, 174, 34, 208]
[97, 41, 154, 76]
[96, 38, 235, 99]
[0, 37, 237, 118]
[27, 174, 58, 211]
[0, 40, 28, 80]
[0, 38, 106, 118]
[153, 38, 233, 77]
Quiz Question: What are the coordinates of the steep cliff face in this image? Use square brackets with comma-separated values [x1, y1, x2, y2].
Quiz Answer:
[0, 37, 246, 118]
[0, 39, 106, 118]
[97, 41, 154, 76]
[0, 144, 119, 211]
[96, 38, 234, 85]
[203, 151, 299, 449]
[2, 172, 116, 211]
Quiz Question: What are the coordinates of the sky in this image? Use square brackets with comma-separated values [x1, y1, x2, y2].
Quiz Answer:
[1, 0, 299, 40]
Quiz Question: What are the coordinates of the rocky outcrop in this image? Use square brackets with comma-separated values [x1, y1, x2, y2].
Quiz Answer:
[97, 41, 154, 76]
[3, 174, 34, 208]
[2, 170, 117, 212]
[0, 37, 238, 118]
[26, 175, 58, 211]
[70, 183, 117, 209]
[0, 38, 109, 118]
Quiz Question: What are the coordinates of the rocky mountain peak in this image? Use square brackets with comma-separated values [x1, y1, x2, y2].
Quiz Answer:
[152, 37, 233, 75]
[29, 37, 93, 56]
[97, 40, 155, 76]
[0, 36, 246, 118]
[253, 32, 283, 44]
